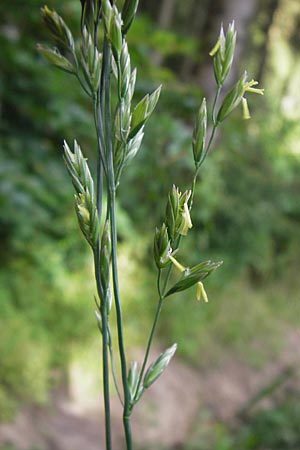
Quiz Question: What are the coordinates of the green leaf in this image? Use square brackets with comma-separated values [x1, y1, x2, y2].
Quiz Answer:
[101, 0, 113, 34]
[129, 94, 149, 137]
[217, 73, 245, 122]
[143, 344, 177, 389]
[41, 6, 75, 52]
[110, 7, 123, 60]
[37, 44, 75, 74]
[192, 98, 207, 165]
[211, 22, 236, 86]
[122, 0, 139, 34]
[128, 361, 140, 402]
[221, 22, 236, 83]
[125, 128, 144, 163]
[147, 85, 162, 116]
[129, 85, 161, 138]
[165, 261, 223, 297]
[153, 223, 172, 268]
[166, 185, 180, 242]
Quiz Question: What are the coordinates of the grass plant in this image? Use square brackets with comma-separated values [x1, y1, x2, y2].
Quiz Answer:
[38, 2, 263, 448]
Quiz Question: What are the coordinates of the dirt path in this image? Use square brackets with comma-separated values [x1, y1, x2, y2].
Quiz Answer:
[0, 330, 299, 450]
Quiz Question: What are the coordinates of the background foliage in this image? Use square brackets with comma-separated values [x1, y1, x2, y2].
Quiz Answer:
[1, 0, 300, 448]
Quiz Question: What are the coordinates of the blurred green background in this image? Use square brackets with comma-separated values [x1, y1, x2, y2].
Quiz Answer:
[1, 0, 300, 449]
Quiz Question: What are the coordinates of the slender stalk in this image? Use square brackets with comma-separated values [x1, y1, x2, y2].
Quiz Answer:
[198, 84, 221, 169]
[93, 42, 112, 450]
[145, 93, 221, 363]
[162, 265, 173, 297]
[108, 326, 124, 406]
[190, 84, 221, 209]
[132, 91, 220, 404]
[72, 49, 93, 98]
[102, 37, 133, 450]
[108, 186, 133, 450]
[204, 124, 217, 159]
[161, 235, 182, 296]
[189, 120, 217, 210]
[133, 270, 164, 403]
[94, 88, 123, 414]
[75, 72, 93, 97]
[93, 249, 112, 450]
[94, 96, 108, 177]
[95, 107, 104, 221]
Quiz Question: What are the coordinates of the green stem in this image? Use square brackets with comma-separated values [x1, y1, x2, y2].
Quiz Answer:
[157, 88, 221, 322]
[95, 108, 103, 221]
[108, 326, 124, 406]
[75, 72, 93, 97]
[93, 249, 112, 450]
[93, 42, 112, 450]
[94, 97, 108, 177]
[190, 122, 217, 207]
[190, 100, 219, 209]
[109, 186, 133, 450]
[162, 266, 172, 296]
[133, 143, 213, 401]
[102, 38, 133, 450]
[73, 47, 93, 98]
[161, 237, 181, 296]
[198, 84, 221, 169]
[133, 270, 164, 403]
[205, 123, 217, 158]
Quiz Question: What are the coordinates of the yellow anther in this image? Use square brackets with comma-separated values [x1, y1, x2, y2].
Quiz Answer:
[196, 282, 209, 302]
[168, 255, 186, 273]
[242, 97, 251, 120]
[209, 37, 221, 57]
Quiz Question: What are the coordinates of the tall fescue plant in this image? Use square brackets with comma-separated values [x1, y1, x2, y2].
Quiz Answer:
[38, 1, 263, 448]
